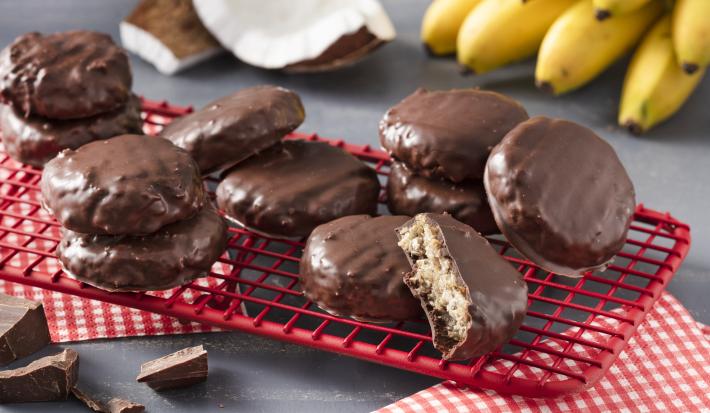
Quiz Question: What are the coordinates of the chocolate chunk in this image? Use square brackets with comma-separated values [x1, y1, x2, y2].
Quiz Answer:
[0, 31, 132, 119]
[386, 161, 498, 235]
[41, 134, 205, 235]
[0, 348, 79, 403]
[484, 117, 636, 276]
[396, 213, 528, 360]
[379, 88, 528, 182]
[72, 387, 145, 413]
[160, 86, 304, 174]
[136, 345, 208, 391]
[106, 398, 145, 413]
[216, 140, 380, 238]
[58, 204, 228, 292]
[71, 387, 105, 412]
[0, 294, 51, 366]
[300, 215, 423, 322]
[0, 95, 143, 168]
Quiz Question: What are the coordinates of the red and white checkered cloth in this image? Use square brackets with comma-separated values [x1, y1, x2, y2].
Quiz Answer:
[378, 292, 710, 413]
[0, 279, 220, 342]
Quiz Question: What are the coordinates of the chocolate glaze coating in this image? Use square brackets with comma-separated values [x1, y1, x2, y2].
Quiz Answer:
[58, 204, 227, 292]
[160, 86, 304, 174]
[0, 95, 143, 168]
[0, 31, 132, 119]
[379, 88, 528, 182]
[398, 213, 528, 360]
[484, 117, 636, 276]
[216, 140, 380, 238]
[299, 215, 423, 322]
[41, 134, 204, 235]
[386, 161, 498, 235]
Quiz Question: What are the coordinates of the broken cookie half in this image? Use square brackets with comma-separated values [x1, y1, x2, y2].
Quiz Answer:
[396, 213, 528, 360]
[193, 0, 396, 72]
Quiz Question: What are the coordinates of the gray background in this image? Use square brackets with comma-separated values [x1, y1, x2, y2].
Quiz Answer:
[0, 0, 707, 412]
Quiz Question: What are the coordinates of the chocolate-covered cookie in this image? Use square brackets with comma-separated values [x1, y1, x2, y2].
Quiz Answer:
[386, 161, 498, 235]
[58, 204, 227, 292]
[484, 117, 636, 277]
[299, 215, 423, 322]
[396, 213, 528, 360]
[41, 134, 204, 235]
[0, 31, 132, 119]
[216, 140, 380, 238]
[0, 95, 143, 168]
[379, 88, 528, 182]
[160, 86, 304, 174]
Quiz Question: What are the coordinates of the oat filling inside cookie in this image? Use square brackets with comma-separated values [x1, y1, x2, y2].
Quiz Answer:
[397, 215, 471, 351]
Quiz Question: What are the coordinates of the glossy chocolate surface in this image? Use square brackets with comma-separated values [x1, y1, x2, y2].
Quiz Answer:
[0, 95, 143, 167]
[0, 30, 132, 119]
[216, 140, 380, 238]
[379, 88, 528, 182]
[386, 161, 498, 235]
[398, 213, 528, 360]
[0, 294, 51, 366]
[0, 349, 79, 403]
[484, 117, 636, 276]
[136, 345, 208, 391]
[160, 85, 304, 174]
[299, 215, 423, 322]
[57, 204, 227, 292]
[41, 134, 204, 235]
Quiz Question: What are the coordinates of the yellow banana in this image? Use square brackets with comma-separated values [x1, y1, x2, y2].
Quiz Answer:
[421, 0, 482, 55]
[592, 0, 653, 20]
[672, 0, 710, 73]
[456, 0, 577, 74]
[619, 15, 705, 134]
[535, 0, 663, 95]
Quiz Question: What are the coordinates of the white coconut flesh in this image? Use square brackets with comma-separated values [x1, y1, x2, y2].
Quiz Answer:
[193, 0, 396, 71]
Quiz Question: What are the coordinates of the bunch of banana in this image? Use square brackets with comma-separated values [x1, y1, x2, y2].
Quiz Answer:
[620, 15, 705, 134]
[421, 0, 708, 133]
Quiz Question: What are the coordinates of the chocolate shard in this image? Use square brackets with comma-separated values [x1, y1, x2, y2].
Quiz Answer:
[106, 398, 145, 413]
[0, 348, 79, 403]
[0, 293, 51, 366]
[136, 345, 207, 391]
[71, 387, 105, 412]
[72, 387, 145, 413]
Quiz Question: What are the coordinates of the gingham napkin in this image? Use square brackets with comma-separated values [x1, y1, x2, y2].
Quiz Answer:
[0, 279, 220, 342]
[378, 292, 710, 413]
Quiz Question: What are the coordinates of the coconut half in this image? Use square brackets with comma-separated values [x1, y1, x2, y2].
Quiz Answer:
[193, 0, 396, 72]
[120, 0, 223, 75]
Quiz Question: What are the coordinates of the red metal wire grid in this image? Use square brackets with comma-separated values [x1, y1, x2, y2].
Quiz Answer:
[0, 98, 692, 397]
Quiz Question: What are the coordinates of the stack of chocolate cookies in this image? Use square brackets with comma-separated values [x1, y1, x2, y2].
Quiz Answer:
[41, 134, 228, 292]
[0, 30, 143, 167]
[160, 85, 381, 239]
[380, 88, 529, 235]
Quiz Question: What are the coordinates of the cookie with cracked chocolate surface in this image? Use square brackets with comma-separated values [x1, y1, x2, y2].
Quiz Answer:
[216, 140, 380, 238]
[0, 30, 132, 119]
[379, 88, 528, 182]
[484, 116, 636, 277]
[0, 95, 143, 168]
[386, 161, 498, 235]
[58, 204, 227, 292]
[160, 85, 304, 174]
[299, 215, 423, 322]
[41, 134, 204, 235]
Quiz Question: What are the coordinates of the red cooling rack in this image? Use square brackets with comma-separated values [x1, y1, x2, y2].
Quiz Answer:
[0, 98, 691, 397]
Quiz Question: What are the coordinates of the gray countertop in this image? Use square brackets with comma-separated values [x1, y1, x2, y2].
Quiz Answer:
[0, 1, 708, 412]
